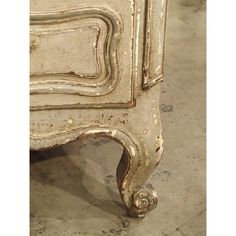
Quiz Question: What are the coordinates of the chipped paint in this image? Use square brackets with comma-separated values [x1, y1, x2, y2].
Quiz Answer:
[130, 146, 136, 156]
[30, 0, 168, 219]
[111, 130, 117, 137]
[143, 128, 148, 135]
[65, 138, 71, 143]
[66, 118, 74, 125]
[145, 158, 150, 167]
[154, 118, 158, 125]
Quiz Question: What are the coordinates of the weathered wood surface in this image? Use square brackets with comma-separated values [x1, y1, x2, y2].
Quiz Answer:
[30, 0, 168, 218]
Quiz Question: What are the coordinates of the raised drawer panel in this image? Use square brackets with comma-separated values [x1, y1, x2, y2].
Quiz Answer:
[30, 0, 144, 110]
[31, 19, 106, 79]
[30, 8, 121, 96]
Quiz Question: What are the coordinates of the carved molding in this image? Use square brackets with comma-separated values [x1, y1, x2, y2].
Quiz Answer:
[30, 125, 138, 150]
[30, 0, 167, 218]
[30, 7, 122, 96]
[30, 124, 163, 218]
[142, 0, 168, 90]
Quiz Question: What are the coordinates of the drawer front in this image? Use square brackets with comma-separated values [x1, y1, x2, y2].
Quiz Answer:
[30, 0, 143, 110]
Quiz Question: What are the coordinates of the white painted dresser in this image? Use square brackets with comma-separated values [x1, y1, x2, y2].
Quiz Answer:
[30, 0, 168, 218]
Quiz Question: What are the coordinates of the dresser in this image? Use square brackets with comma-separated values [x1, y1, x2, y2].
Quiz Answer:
[30, 0, 168, 218]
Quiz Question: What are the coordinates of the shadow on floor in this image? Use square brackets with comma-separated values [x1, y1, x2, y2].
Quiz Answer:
[30, 144, 126, 219]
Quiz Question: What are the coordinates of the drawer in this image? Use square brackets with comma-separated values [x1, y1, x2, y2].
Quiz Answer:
[30, 0, 144, 110]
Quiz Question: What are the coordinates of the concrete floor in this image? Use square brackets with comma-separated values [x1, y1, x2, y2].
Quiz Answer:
[30, 0, 206, 235]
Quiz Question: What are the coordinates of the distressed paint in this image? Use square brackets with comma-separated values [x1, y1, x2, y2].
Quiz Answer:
[30, 0, 168, 218]
[143, 0, 168, 89]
